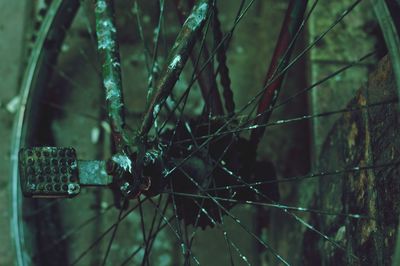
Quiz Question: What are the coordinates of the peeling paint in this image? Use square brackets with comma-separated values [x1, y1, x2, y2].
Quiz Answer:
[184, 2, 208, 31]
[153, 104, 160, 118]
[97, 18, 116, 50]
[95, 0, 107, 13]
[112, 153, 133, 173]
[104, 79, 120, 100]
[168, 55, 181, 70]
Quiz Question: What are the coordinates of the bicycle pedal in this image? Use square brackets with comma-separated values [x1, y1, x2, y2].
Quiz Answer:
[19, 147, 81, 198]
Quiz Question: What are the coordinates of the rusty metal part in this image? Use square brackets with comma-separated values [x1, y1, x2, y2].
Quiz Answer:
[19, 147, 81, 198]
[139, 0, 211, 139]
[175, 0, 224, 115]
[95, 0, 130, 150]
[19, 147, 114, 198]
[78, 160, 113, 186]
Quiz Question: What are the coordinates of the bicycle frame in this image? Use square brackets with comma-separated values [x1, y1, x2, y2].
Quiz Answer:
[95, 0, 216, 149]
[250, 0, 307, 148]
[94, 0, 221, 198]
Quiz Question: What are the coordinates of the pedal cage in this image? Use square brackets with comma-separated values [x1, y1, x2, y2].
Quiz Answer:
[19, 147, 81, 198]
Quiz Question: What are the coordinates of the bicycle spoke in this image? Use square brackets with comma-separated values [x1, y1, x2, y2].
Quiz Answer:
[139, 0, 211, 139]
[216, 203, 236, 266]
[168, 180, 186, 260]
[101, 203, 125, 266]
[164, 191, 370, 219]
[175, 165, 291, 265]
[197, 0, 363, 141]
[186, 133, 236, 249]
[155, 0, 256, 135]
[175, 0, 224, 116]
[183, 223, 192, 266]
[138, 197, 150, 266]
[214, 162, 360, 260]
[142, 195, 168, 264]
[32, 204, 113, 261]
[174, 98, 396, 145]
[71, 198, 147, 265]
[132, 1, 152, 74]
[151, 7, 217, 171]
[192, 200, 251, 266]
[79, 0, 102, 75]
[236, 46, 374, 138]
[120, 216, 173, 266]
[16, 0, 400, 265]
[199, 160, 400, 189]
[250, 0, 308, 148]
[173, 45, 374, 144]
[162, 8, 375, 180]
[148, 197, 200, 265]
[156, 11, 214, 139]
[147, 0, 165, 98]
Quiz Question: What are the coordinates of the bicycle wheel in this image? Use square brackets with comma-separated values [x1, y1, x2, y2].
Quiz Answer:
[10, 0, 400, 265]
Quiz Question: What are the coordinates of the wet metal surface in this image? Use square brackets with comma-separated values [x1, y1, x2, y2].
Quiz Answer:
[78, 160, 112, 186]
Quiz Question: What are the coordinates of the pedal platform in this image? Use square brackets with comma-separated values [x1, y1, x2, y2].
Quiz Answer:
[19, 147, 81, 198]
